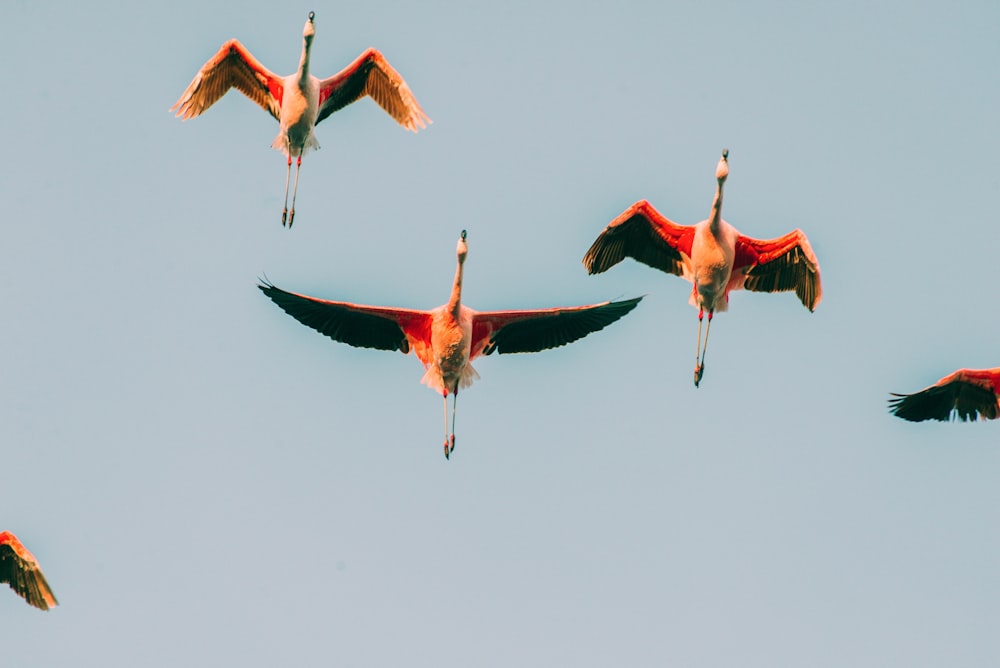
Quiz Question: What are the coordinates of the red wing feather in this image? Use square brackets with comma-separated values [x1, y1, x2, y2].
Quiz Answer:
[889, 368, 1000, 422]
[172, 39, 284, 121]
[258, 279, 433, 363]
[470, 296, 642, 357]
[583, 200, 694, 279]
[317, 48, 430, 130]
[734, 229, 822, 311]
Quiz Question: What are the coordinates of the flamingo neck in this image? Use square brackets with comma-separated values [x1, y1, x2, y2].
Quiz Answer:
[709, 181, 725, 232]
[447, 258, 465, 318]
[298, 37, 313, 85]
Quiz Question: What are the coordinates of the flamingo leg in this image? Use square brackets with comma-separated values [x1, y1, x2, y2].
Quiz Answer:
[450, 388, 458, 457]
[281, 155, 292, 227]
[442, 392, 450, 460]
[694, 308, 704, 386]
[695, 310, 714, 388]
[288, 155, 303, 229]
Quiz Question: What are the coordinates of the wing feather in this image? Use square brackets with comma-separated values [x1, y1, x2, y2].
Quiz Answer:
[583, 200, 693, 279]
[172, 39, 284, 121]
[258, 279, 431, 355]
[734, 229, 822, 311]
[317, 48, 430, 130]
[0, 532, 58, 611]
[889, 368, 1000, 422]
[471, 296, 642, 356]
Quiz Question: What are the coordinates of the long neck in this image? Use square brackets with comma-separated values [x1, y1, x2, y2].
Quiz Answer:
[709, 180, 725, 233]
[447, 258, 464, 318]
[298, 37, 312, 85]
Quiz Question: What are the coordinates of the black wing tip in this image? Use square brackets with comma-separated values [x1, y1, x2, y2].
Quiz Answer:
[887, 390, 951, 422]
[887, 393, 928, 422]
[258, 275, 283, 296]
[489, 295, 643, 356]
[610, 295, 644, 313]
[22, 581, 58, 611]
[887, 390, 995, 423]
[584, 259, 614, 275]
[582, 237, 621, 275]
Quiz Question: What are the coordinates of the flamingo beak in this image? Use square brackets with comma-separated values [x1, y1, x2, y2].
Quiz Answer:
[461, 229, 467, 241]
[308, 11, 315, 22]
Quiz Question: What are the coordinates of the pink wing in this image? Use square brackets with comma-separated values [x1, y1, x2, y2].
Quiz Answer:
[0, 531, 58, 611]
[889, 368, 1000, 422]
[732, 229, 822, 311]
[171, 39, 284, 121]
[583, 200, 695, 280]
[258, 280, 434, 367]
[469, 296, 642, 359]
[317, 47, 430, 130]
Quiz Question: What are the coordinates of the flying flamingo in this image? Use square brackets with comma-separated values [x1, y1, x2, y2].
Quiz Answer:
[259, 231, 642, 458]
[582, 149, 822, 387]
[172, 11, 431, 228]
[889, 368, 1000, 422]
[1, 531, 58, 611]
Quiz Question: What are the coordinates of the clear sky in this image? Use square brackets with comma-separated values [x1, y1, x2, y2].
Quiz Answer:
[2, 0, 999, 665]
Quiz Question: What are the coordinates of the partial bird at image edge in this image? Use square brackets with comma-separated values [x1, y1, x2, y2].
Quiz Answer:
[889, 368, 1000, 422]
[0, 531, 58, 611]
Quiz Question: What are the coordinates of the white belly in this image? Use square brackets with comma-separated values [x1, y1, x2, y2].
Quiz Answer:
[691, 221, 737, 311]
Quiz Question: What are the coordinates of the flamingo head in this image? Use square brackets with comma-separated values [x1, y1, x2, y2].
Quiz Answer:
[304, 12, 316, 40]
[716, 148, 729, 183]
[457, 230, 468, 263]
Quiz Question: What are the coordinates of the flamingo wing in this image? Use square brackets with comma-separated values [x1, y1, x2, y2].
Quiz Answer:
[733, 229, 822, 311]
[888, 368, 1000, 422]
[258, 280, 432, 358]
[583, 200, 694, 278]
[470, 296, 642, 357]
[171, 39, 284, 121]
[317, 48, 430, 131]
[0, 532, 58, 611]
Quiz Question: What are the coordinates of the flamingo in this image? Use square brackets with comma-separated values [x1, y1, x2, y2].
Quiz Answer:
[172, 11, 431, 228]
[582, 149, 822, 387]
[1, 531, 57, 611]
[259, 230, 642, 458]
[889, 368, 1000, 422]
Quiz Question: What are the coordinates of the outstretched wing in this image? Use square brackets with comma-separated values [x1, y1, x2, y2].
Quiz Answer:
[470, 296, 643, 357]
[171, 39, 284, 121]
[0, 532, 58, 611]
[582, 200, 694, 279]
[889, 368, 1000, 422]
[733, 229, 822, 311]
[258, 280, 432, 361]
[317, 47, 431, 130]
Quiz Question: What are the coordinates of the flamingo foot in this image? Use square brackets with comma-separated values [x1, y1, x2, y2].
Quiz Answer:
[282, 208, 288, 227]
[444, 439, 450, 460]
[694, 363, 705, 387]
[450, 434, 456, 456]
[288, 208, 295, 229]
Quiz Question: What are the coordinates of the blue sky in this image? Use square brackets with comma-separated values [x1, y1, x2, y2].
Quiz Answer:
[2, 1, 999, 665]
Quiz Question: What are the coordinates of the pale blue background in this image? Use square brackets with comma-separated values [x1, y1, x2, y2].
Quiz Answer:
[2, 1, 999, 666]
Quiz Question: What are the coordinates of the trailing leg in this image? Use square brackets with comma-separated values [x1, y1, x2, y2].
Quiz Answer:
[281, 155, 292, 226]
[694, 308, 705, 386]
[288, 155, 303, 228]
[442, 392, 450, 459]
[695, 310, 714, 387]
